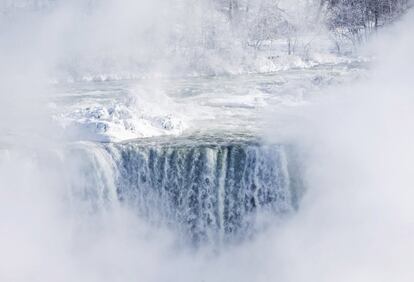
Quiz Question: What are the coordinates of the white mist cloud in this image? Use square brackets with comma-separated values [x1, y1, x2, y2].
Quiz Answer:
[259, 9, 414, 282]
[0, 2, 413, 282]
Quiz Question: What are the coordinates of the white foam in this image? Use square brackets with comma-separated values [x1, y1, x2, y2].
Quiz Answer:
[55, 87, 188, 142]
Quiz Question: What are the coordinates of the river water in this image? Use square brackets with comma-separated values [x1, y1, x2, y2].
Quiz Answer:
[32, 62, 366, 245]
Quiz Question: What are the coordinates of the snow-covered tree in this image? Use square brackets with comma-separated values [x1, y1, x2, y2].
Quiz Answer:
[325, 0, 410, 47]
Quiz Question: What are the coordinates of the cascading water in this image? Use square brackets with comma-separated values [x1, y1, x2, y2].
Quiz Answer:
[63, 142, 119, 214]
[79, 135, 303, 244]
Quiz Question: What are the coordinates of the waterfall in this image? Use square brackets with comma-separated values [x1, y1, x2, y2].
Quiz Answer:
[98, 137, 302, 244]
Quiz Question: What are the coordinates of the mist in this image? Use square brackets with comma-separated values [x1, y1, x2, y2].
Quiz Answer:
[261, 10, 414, 281]
[0, 1, 413, 282]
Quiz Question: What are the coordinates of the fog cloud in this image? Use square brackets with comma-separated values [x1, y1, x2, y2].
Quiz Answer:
[0, 2, 413, 282]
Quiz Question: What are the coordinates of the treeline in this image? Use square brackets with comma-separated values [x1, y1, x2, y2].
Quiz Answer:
[2, 0, 411, 60]
[326, 0, 410, 29]
[324, 0, 411, 44]
[218, 0, 411, 51]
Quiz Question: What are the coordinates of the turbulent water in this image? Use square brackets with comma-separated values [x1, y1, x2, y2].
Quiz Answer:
[52, 62, 367, 142]
[46, 63, 367, 244]
[41, 63, 364, 244]
[107, 136, 302, 244]
[64, 134, 302, 244]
